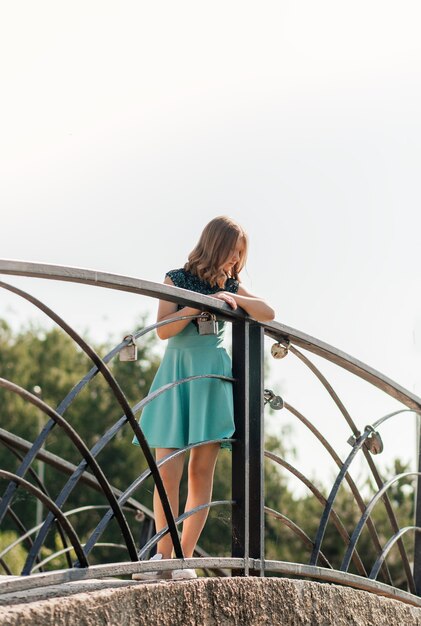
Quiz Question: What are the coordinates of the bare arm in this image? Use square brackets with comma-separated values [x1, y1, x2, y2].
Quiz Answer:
[156, 276, 201, 340]
[156, 277, 275, 340]
[219, 284, 275, 322]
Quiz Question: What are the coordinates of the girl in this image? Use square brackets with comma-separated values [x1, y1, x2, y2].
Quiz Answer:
[133, 216, 274, 580]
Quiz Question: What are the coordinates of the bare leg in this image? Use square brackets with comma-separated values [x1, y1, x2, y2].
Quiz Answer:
[181, 443, 220, 558]
[153, 448, 186, 558]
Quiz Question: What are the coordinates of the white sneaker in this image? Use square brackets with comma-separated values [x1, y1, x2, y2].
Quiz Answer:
[172, 567, 198, 580]
[132, 553, 172, 581]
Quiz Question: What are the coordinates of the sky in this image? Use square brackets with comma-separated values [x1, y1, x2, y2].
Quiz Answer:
[1, 1, 421, 493]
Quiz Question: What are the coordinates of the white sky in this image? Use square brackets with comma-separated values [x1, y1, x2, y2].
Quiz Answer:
[1, 1, 421, 493]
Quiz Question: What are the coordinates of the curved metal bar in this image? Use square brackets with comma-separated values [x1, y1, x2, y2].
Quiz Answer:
[372, 408, 421, 431]
[62, 504, 139, 517]
[263, 322, 421, 412]
[0, 313, 200, 529]
[0, 374, 231, 572]
[0, 279, 182, 565]
[264, 506, 331, 568]
[0, 506, 37, 560]
[0, 441, 43, 559]
[1, 260, 420, 410]
[341, 472, 421, 573]
[0, 470, 88, 568]
[284, 402, 390, 582]
[0, 558, 12, 576]
[370, 527, 421, 580]
[1, 556, 420, 609]
[0, 558, 247, 596]
[32, 543, 128, 573]
[1, 440, 49, 496]
[283, 349, 416, 589]
[361, 445, 415, 592]
[0, 502, 46, 575]
[287, 344, 360, 435]
[81, 439, 234, 559]
[0, 428, 151, 517]
[335, 407, 420, 592]
[310, 428, 377, 566]
[265, 450, 367, 576]
[0, 504, 137, 562]
[257, 560, 421, 608]
[138, 500, 233, 560]
[0, 261, 240, 321]
[1, 418, 230, 574]
[342, 408, 420, 590]
[0, 379, 138, 573]
[0, 439, 72, 571]
[29, 376, 233, 570]
[0, 519, 52, 561]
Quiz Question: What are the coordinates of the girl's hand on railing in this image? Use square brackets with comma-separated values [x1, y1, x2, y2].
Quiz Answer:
[211, 291, 238, 310]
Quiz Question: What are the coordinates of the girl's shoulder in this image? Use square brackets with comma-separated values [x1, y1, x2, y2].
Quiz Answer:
[165, 268, 191, 290]
[165, 268, 239, 294]
[165, 268, 210, 293]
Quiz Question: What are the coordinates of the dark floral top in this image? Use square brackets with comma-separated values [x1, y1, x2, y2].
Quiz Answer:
[166, 268, 239, 295]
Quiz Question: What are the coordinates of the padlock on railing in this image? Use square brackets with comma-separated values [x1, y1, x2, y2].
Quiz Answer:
[347, 425, 384, 455]
[197, 312, 218, 335]
[364, 425, 384, 455]
[264, 389, 284, 410]
[271, 341, 289, 359]
[119, 335, 138, 361]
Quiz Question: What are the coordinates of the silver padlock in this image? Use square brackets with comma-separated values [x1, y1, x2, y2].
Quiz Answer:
[270, 395, 284, 410]
[197, 312, 218, 335]
[271, 342, 289, 359]
[264, 389, 284, 410]
[119, 335, 138, 361]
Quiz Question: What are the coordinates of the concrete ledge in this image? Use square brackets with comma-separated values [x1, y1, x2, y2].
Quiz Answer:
[1, 577, 421, 625]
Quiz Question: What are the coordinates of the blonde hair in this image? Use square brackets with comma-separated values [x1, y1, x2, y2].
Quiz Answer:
[185, 216, 248, 288]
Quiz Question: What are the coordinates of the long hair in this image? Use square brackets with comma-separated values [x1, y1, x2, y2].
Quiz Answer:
[185, 216, 248, 288]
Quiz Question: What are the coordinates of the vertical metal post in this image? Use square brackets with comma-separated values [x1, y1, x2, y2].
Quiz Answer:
[415, 411, 421, 594]
[231, 318, 249, 575]
[248, 323, 265, 575]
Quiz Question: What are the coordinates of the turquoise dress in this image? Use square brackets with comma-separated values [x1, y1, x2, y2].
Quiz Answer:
[133, 268, 238, 449]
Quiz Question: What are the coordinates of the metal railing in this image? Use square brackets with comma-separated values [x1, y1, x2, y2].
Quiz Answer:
[0, 260, 420, 608]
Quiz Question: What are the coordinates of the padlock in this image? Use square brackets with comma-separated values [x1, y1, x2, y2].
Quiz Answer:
[271, 342, 289, 359]
[364, 426, 384, 455]
[270, 395, 284, 410]
[264, 389, 284, 410]
[119, 335, 138, 361]
[347, 427, 384, 454]
[197, 312, 218, 335]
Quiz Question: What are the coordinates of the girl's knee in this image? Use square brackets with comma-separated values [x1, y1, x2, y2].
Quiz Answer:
[188, 459, 215, 485]
[159, 463, 182, 489]
[188, 447, 219, 483]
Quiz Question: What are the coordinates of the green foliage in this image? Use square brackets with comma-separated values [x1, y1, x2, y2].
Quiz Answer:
[0, 530, 28, 575]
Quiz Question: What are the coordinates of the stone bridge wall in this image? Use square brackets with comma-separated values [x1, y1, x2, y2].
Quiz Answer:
[1, 577, 421, 625]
